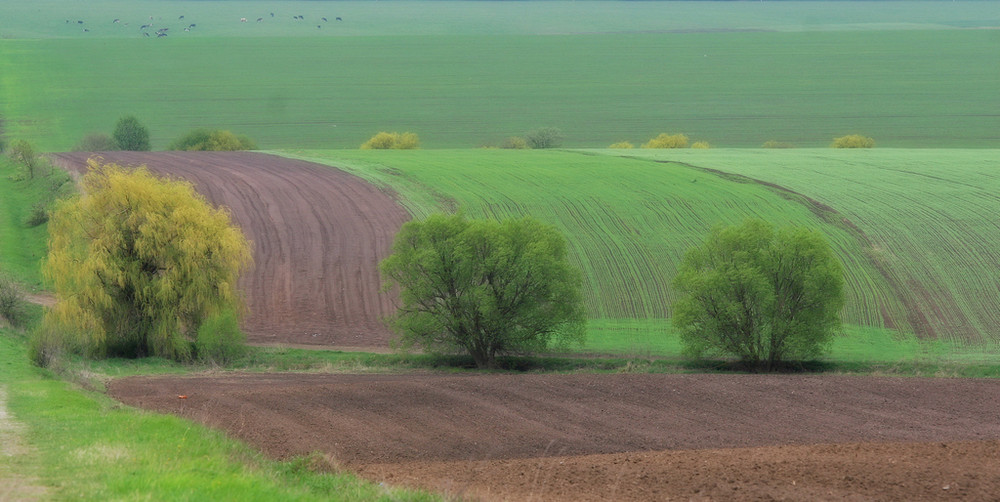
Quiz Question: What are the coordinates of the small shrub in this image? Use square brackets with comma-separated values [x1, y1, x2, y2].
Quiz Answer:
[394, 132, 420, 150]
[195, 309, 246, 365]
[170, 129, 211, 150]
[831, 134, 875, 149]
[361, 132, 396, 150]
[112, 115, 151, 151]
[524, 127, 563, 149]
[642, 133, 689, 149]
[762, 140, 794, 149]
[169, 129, 257, 151]
[74, 133, 118, 152]
[0, 273, 28, 329]
[501, 136, 529, 149]
[360, 131, 420, 150]
[24, 201, 48, 227]
[609, 141, 634, 149]
[691, 141, 711, 149]
[28, 321, 68, 368]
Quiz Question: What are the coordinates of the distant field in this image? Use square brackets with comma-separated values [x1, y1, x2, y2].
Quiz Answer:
[1, 3, 997, 150]
[285, 148, 1000, 359]
[3, 1, 998, 39]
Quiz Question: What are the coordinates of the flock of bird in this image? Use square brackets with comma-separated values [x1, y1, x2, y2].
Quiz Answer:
[65, 12, 345, 37]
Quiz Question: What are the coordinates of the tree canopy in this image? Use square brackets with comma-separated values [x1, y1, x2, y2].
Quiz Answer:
[39, 160, 251, 360]
[380, 213, 585, 368]
[112, 115, 151, 151]
[672, 219, 844, 371]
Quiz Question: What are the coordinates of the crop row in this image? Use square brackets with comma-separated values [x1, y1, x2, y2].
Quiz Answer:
[290, 149, 902, 333]
[620, 149, 1000, 345]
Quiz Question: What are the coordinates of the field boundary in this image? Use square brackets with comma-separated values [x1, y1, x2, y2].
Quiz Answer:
[651, 157, 933, 337]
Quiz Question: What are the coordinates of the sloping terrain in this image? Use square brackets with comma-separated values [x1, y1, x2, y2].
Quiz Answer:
[51, 151, 408, 347]
[109, 372, 1000, 501]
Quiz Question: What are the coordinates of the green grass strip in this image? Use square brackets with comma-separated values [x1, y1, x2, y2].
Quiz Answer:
[0, 158, 69, 287]
[0, 333, 439, 501]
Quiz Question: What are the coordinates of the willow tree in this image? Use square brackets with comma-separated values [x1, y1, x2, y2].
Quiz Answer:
[39, 160, 251, 360]
[380, 213, 585, 368]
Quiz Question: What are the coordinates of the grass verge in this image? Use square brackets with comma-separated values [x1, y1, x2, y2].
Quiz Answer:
[0, 331, 439, 501]
[0, 158, 72, 287]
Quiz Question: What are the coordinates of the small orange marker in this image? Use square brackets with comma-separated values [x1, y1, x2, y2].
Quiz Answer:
[178, 395, 188, 399]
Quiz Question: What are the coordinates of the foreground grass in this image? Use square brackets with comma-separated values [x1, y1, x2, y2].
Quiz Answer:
[0, 332, 438, 501]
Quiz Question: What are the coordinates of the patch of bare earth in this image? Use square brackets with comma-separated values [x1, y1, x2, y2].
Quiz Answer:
[109, 373, 1000, 501]
[50, 151, 409, 349]
[0, 386, 46, 501]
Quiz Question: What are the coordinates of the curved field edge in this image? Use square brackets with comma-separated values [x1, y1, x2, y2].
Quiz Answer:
[611, 148, 1000, 350]
[277, 149, 952, 361]
[0, 333, 438, 501]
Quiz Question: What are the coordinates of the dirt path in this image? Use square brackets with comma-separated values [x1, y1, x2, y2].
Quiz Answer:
[0, 386, 46, 501]
[50, 152, 409, 348]
[109, 372, 1000, 500]
[22, 293, 55, 308]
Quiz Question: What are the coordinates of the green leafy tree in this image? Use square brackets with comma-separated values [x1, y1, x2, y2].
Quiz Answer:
[380, 213, 586, 368]
[38, 160, 251, 361]
[112, 115, 151, 151]
[672, 219, 844, 371]
[8, 139, 39, 179]
[524, 127, 563, 149]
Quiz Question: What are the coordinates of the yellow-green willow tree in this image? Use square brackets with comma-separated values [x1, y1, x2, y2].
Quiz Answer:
[39, 160, 251, 360]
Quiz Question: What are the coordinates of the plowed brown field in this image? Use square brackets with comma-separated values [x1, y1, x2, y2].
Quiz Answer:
[109, 373, 1000, 501]
[50, 152, 408, 348]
